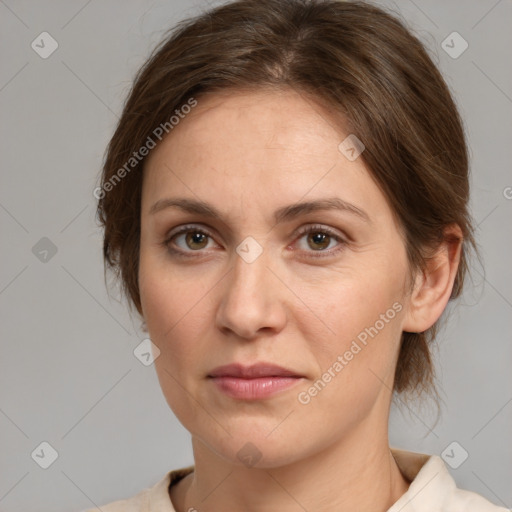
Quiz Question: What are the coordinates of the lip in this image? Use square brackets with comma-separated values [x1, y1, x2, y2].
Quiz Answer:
[208, 362, 303, 379]
[207, 363, 304, 400]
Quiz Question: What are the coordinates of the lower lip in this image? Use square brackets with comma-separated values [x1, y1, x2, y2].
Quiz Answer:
[209, 376, 302, 400]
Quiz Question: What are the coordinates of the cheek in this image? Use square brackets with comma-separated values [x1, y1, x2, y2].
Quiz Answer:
[139, 263, 211, 425]
[139, 247, 204, 338]
[138, 251, 217, 377]
[294, 289, 404, 429]
[295, 252, 407, 397]
[139, 254, 191, 380]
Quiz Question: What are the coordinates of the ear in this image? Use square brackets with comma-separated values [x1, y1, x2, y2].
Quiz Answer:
[402, 224, 463, 333]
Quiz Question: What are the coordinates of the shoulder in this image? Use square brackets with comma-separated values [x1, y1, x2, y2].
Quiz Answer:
[390, 448, 509, 512]
[80, 466, 194, 512]
[81, 485, 151, 512]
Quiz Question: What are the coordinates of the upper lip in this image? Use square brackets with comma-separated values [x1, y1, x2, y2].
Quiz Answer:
[208, 363, 303, 379]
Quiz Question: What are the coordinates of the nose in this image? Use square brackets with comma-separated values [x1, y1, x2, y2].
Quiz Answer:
[215, 242, 287, 340]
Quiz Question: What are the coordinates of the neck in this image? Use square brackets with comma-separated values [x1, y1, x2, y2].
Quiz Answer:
[171, 418, 410, 512]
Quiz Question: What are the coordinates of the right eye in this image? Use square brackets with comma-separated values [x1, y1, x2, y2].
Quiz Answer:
[162, 225, 220, 256]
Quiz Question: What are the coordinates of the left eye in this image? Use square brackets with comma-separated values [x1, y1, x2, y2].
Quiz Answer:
[294, 225, 345, 256]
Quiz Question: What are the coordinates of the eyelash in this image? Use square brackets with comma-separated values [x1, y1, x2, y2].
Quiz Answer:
[162, 224, 347, 259]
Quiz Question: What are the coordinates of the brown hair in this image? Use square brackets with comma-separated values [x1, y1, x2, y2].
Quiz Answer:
[96, 0, 476, 399]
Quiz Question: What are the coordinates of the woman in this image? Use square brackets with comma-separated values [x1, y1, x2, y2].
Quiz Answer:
[89, 0, 507, 510]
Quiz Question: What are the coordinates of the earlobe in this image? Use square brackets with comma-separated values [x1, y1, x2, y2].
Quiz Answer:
[402, 225, 463, 333]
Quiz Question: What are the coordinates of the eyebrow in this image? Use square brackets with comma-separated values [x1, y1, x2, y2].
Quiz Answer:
[149, 197, 371, 224]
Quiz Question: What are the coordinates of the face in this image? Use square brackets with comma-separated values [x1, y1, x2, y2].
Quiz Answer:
[139, 88, 411, 468]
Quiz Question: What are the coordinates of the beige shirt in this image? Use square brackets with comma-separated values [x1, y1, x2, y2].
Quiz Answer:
[83, 448, 508, 511]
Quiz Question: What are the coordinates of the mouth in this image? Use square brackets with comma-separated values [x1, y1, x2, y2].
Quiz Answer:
[208, 362, 303, 379]
[207, 363, 304, 400]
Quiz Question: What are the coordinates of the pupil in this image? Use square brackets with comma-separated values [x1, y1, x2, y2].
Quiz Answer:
[309, 232, 329, 250]
[187, 232, 207, 249]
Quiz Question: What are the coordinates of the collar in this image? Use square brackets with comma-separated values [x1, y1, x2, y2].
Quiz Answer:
[155, 447, 504, 512]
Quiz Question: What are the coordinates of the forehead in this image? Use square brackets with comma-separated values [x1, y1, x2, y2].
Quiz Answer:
[188, 87, 336, 137]
[140, 88, 391, 225]
[144, 89, 364, 182]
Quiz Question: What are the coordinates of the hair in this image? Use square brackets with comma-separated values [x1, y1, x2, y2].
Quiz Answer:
[96, 0, 476, 401]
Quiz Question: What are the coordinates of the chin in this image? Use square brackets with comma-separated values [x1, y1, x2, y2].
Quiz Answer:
[192, 418, 315, 469]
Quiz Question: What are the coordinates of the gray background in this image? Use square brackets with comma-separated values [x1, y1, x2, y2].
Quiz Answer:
[0, 1, 511, 511]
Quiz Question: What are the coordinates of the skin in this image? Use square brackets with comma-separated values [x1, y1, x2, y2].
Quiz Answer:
[138, 87, 461, 512]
